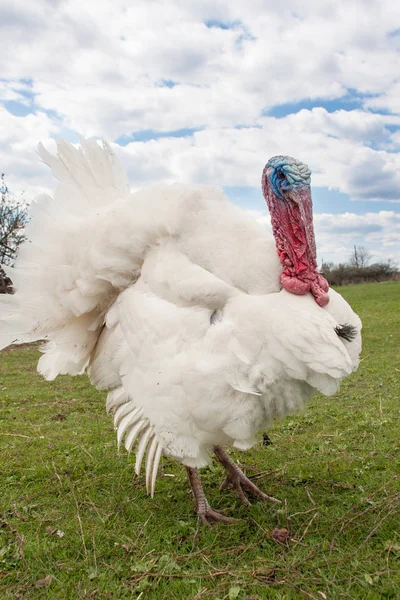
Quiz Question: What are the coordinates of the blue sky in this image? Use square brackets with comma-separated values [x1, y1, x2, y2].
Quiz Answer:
[0, 0, 399, 264]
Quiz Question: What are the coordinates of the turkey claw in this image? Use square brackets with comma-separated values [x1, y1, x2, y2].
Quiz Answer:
[197, 502, 235, 525]
[214, 445, 280, 506]
[221, 469, 280, 506]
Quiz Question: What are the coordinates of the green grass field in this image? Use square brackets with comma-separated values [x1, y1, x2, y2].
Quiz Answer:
[1, 282, 399, 599]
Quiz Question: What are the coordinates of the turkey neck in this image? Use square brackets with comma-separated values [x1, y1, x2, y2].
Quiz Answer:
[263, 182, 330, 307]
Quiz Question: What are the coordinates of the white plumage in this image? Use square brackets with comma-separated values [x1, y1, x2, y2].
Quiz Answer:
[0, 139, 361, 519]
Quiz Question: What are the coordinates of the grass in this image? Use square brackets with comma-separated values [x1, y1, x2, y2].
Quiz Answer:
[0, 281, 399, 599]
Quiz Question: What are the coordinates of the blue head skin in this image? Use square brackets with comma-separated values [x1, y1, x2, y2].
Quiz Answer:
[265, 155, 312, 200]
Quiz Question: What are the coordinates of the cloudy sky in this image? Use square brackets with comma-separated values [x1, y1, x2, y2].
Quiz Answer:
[1, 0, 400, 264]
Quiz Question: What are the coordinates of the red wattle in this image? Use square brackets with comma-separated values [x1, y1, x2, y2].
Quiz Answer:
[281, 272, 330, 306]
[318, 274, 330, 293]
[280, 272, 310, 295]
[310, 278, 330, 307]
[315, 293, 330, 307]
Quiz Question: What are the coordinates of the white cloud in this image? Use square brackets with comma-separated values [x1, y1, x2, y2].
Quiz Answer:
[114, 110, 400, 203]
[314, 212, 400, 263]
[0, 108, 56, 197]
[1, 104, 399, 205]
[0, 0, 399, 264]
[365, 81, 400, 115]
[1, 0, 400, 133]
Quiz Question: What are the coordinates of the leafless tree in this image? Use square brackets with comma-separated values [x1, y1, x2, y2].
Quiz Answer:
[349, 245, 371, 269]
[0, 174, 29, 293]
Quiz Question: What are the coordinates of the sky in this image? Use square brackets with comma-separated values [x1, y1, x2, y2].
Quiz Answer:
[0, 0, 399, 265]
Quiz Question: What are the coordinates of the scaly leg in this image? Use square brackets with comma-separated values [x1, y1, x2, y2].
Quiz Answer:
[185, 466, 233, 525]
[214, 445, 280, 506]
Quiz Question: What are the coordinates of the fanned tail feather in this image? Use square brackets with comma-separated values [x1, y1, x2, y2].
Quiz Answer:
[106, 388, 129, 413]
[145, 437, 162, 498]
[109, 393, 162, 497]
[0, 138, 133, 359]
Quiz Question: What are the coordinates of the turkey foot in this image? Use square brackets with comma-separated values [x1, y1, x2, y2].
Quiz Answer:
[185, 466, 234, 525]
[214, 445, 280, 506]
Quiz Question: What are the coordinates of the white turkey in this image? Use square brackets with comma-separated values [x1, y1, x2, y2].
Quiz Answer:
[0, 139, 362, 524]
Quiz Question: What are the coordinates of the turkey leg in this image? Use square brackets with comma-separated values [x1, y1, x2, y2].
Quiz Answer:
[185, 466, 233, 525]
[214, 445, 280, 506]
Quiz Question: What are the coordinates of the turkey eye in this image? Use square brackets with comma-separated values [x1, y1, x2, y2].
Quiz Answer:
[276, 170, 285, 180]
